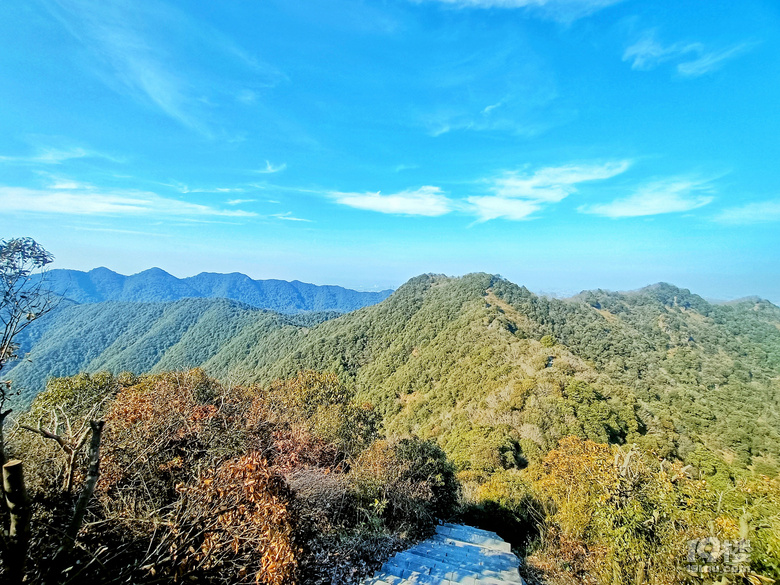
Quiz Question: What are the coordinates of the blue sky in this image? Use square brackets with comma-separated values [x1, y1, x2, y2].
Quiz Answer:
[1, 0, 779, 301]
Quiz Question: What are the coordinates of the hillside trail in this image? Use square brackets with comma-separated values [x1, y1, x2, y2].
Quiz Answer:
[361, 523, 527, 585]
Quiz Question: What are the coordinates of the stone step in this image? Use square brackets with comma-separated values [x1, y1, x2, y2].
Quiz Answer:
[440, 523, 501, 540]
[418, 540, 518, 563]
[362, 523, 526, 585]
[429, 534, 511, 555]
[384, 559, 522, 584]
[435, 525, 511, 552]
[397, 548, 518, 577]
[417, 540, 519, 568]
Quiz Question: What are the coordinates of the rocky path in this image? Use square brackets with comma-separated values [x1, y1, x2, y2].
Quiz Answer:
[362, 523, 526, 585]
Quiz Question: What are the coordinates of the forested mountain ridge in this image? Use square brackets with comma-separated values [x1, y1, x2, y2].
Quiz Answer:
[9, 272, 780, 473]
[5, 297, 338, 406]
[34, 267, 393, 312]
[201, 273, 780, 470]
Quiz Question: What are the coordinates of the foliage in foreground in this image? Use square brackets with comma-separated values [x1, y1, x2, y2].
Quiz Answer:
[5, 369, 779, 585]
[3, 369, 458, 584]
[460, 436, 780, 585]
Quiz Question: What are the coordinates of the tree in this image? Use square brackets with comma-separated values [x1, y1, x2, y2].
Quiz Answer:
[0, 237, 56, 442]
[0, 238, 54, 584]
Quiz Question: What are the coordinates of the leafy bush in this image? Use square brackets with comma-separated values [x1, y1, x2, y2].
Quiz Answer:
[524, 436, 780, 585]
[350, 437, 458, 536]
[170, 453, 298, 585]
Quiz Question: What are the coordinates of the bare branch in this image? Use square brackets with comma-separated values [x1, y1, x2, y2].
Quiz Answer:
[19, 422, 72, 454]
[46, 420, 105, 584]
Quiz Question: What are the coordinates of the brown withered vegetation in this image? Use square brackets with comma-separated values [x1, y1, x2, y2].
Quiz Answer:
[1, 369, 458, 584]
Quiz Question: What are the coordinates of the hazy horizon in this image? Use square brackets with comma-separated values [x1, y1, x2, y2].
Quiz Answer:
[39, 263, 779, 304]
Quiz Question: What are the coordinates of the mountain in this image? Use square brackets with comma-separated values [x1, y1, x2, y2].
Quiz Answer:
[5, 297, 338, 406]
[35, 267, 393, 313]
[9, 273, 780, 472]
[202, 274, 780, 469]
[8, 273, 780, 585]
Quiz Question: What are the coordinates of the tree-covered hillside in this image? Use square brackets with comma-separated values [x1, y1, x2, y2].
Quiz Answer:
[10, 272, 780, 473]
[202, 273, 780, 472]
[35, 267, 393, 312]
[5, 298, 337, 406]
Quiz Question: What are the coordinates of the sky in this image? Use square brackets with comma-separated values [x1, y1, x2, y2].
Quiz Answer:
[1, 0, 779, 302]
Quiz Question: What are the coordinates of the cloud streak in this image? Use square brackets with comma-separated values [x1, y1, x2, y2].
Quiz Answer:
[580, 178, 714, 218]
[623, 31, 751, 77]
[272, 212, 312, 222]
[333, 186, 452, 216]
[0, 146, 120, 165]
[415, 0, 624, 21]
[466, 196, 542, 221]
[0, 186, 256, 218]
[46, 0, 284, 135]
[676, 45, 752, 77]
[469, 161, 631, 221]
[330, 161, 630, 221]
[714, 200, 780, 225]
[256, 160, 287, 174]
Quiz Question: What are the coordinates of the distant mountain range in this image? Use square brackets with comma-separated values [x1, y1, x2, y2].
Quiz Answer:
[35, 267, 393, 313]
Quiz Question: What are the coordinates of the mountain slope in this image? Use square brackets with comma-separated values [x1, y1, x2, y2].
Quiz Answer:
[5, 298, 334, 406]
[36, 267, 393, 313]
[203, 273, 780, 469]
[10, 273, 780, 472]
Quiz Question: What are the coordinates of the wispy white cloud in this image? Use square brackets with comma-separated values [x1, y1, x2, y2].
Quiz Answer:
[466, 196, 542, 221]
[272, 212, 313, 222]
[0, 146, 120, 165]
[493, 161, 631, 202]
[256, 160, 287, 174]
[580, 178, 714, 218]
[623, 31, 751, 77]
[45, 0, 284, 135]
[333, 186, 452, 216]
[415, 0, 624, 22]
[166, 181, 245, 194]
[467, 161, 631, 221]
[226, 198, 257, 205]
[420, 47, 563, 137]
[331, 161, 629, 221]
[714, 200, 780, 224]
[0, 186, 256, 218]
[47, 177, 95, 190]
[677, 44, 752, 77]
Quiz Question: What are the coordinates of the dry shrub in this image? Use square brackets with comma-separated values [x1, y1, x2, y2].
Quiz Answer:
[286, 467, 352, 529]
[287, 467, 350, 509]
[98, 371, 221, 517]
[350, 437, 458, 535]
[7, 368, 460, 585]
[272, 426, 343, 473]
[170, 452, 298, 585]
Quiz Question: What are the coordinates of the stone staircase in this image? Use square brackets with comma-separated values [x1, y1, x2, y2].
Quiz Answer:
[362, 523, 526, 585]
